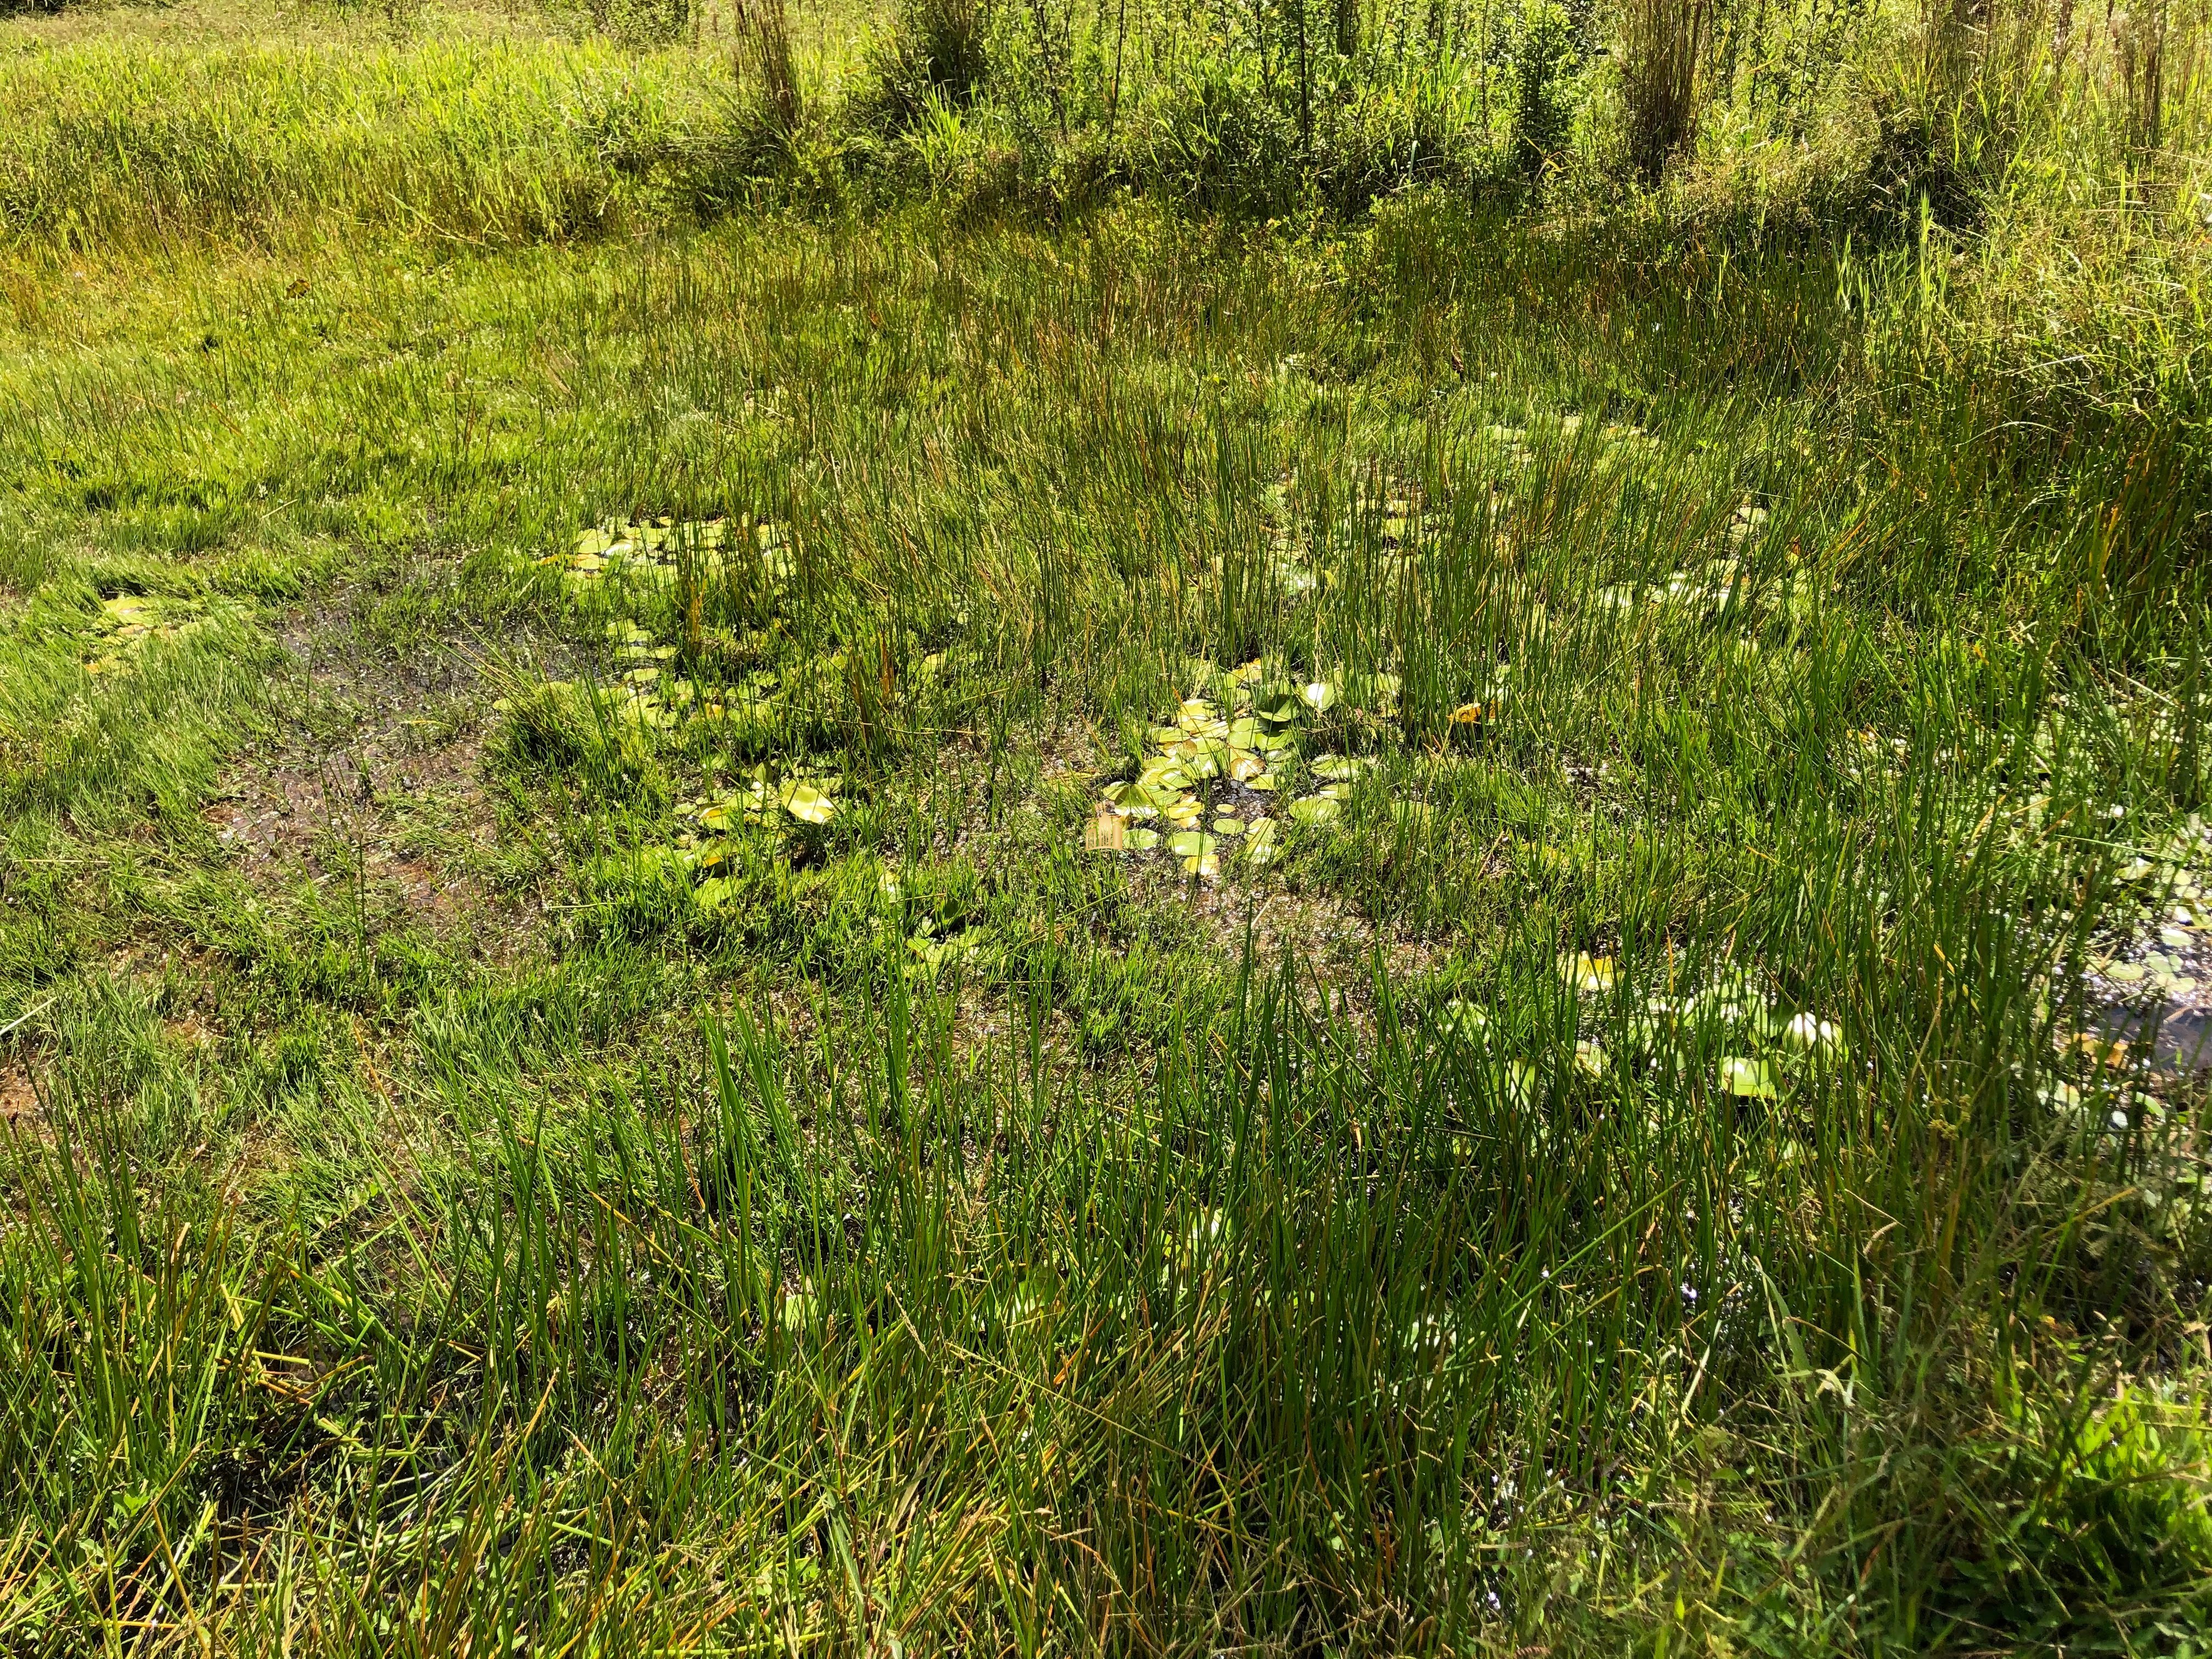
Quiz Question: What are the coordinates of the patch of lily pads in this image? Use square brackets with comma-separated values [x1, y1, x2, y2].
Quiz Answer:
[1083, 658, 1426, 880]
[1439, 955, 1849, 1110]
[539, 515, 793, 590]
[82, 592, 215, 677]
[674, 764, 841, 911]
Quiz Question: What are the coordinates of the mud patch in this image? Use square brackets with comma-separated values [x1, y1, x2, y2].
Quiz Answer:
[1, 1062, 40, 1125]
[205, 573, 560, 963]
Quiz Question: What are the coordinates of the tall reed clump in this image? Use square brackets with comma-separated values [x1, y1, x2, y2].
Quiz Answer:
[1618, 0, 1711, 183]
[867, 0, 993, 126]
[735, 0, 802, 138]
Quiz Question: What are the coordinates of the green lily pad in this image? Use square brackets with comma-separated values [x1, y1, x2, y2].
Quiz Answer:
[1126, 827, 1160, 850]
[1301, 680, 1339, 713]
[1244, 819, 1278, 864]
[1289, 795, 1341, 826]
[1212, 817, 1245, 836]
[1721, 1057, 1776, 1099]
[783, 783, 837, 826]
[1167, 832, 1219, 859]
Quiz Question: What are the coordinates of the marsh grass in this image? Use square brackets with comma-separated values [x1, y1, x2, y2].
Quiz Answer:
[1, 2, 2211, 1649]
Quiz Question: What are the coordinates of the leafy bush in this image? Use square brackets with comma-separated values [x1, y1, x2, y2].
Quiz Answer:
[1513, 0, 1579, 179]
[865, 0, 992, 129]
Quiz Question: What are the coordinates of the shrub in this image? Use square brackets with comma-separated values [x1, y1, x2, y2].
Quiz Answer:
[1513, 1, 1580, 180]
[866, 0, 992, 130]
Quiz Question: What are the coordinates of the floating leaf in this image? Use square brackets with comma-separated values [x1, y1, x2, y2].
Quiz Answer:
[1570, 954, 1614, 995]
[783, 783, 837, 826]
[1212, 817, 1245, 836]
[1182, 853, 1221, 879]
[1301, 680, 1339, 713]
[1167, 832, 1218, 859]
[1289, 795, 1341, 826]
[1244, 819, 1278, 865]
[1721, 1057, 1776, 1099]
[1126, 827, 1160, 850]
[1782, 1013, 1840, 1053]
[1390, 800, 1433, 833]
[1137, 763, 1192, 793]
[1573, 1039, 1609, 1079]
[1227, 748, 1265, 782]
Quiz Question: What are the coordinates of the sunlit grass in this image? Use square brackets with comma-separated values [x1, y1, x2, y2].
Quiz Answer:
[1, 3, 2210, 1646]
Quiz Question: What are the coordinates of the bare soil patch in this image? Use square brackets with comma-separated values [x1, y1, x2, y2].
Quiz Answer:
[205, 569, 561, 964]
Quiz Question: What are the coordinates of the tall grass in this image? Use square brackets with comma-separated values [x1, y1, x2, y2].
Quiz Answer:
[2, 192, 2210, 1645]
[2, 0, 2211, 1648]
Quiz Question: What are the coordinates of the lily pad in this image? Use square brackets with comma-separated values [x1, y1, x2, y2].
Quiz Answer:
[783, 782, 837, 826]
[1126, 827, 1160, 850]
[1244, 819, 1278, 864]
[1212, 817, 1245, 836]
[1167, 832, 1219, 859]
[1289, 795, 1341, 826]
[1721, 1057, 1776, 1099]
[1301, 680, 1339, 713]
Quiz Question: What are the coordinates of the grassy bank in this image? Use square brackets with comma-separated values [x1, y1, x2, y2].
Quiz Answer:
[3, 2, 2212, 1654]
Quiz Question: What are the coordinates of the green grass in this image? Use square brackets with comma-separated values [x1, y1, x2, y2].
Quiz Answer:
[4, 2, 2212, 1654]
